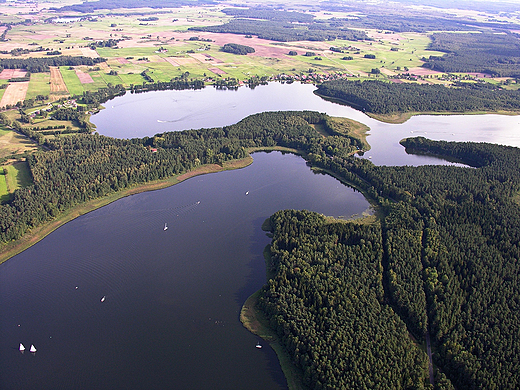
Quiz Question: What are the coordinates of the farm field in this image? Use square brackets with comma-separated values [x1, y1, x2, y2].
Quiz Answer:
[0, 3, 457, 103]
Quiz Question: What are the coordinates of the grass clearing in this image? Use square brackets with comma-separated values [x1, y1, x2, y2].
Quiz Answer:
[0, 168, 8, 202]
[0, 126, 41, 159]
[0, 162, 32, 202]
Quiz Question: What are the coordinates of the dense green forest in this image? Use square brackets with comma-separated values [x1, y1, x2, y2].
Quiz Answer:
[189, 19, 368, 42]
[221, 8, 315, 23]
[0, 56, 106, 73]
[422, 33, 520, 77]
[2, 110, 520, 388]
[315, 79, 520, 115]
[260, 210, 429, 389]
[260, 132, 520, 389]
[221, 43, 255, 55]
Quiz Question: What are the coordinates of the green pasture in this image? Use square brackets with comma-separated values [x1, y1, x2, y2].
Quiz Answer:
[80, 72, 110, 92]
[26, 73, 51, 100]
[59, 67, 84, 96]
[97, 46, 171, 59]
[0, 170, 7, 202]
[117, 72, 148, 86]
[0, 162, 33, 202]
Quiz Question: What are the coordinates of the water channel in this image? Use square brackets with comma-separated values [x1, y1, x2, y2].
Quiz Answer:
[1, 82, 519, 389]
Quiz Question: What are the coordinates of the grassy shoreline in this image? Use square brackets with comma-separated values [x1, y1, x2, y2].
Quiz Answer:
[241, 269, 307, 390]
[0, 156, 253, 264]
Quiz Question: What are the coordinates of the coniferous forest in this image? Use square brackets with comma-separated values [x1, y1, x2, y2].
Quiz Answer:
[315, 79, 520, 115]
[1, 111, 520, 389]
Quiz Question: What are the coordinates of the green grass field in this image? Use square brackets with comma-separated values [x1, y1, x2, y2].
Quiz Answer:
[0, 169, 8, 202]
[26, 72, 51, 100]
[0, 162, 32, 202]
[60, 67, 85, 96]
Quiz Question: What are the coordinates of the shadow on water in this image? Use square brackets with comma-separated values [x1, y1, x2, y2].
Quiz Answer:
[235, 216, 288, 390]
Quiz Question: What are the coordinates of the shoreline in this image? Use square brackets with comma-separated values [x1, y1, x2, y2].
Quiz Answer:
[240, 290, 306, 390]
[313, 90, 520, 124]
[0, 156, 253, 264]
[0, 146, 306, 264]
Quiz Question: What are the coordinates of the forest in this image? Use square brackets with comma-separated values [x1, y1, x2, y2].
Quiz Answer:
[189, 19, 368, 42]
[260, 130, 520, 389]
[0, 56, 107, 73]
[315, 79, 520, 115]
[422, 33, 520, 77]
[1, 110, 520, 388]
[221, 8, 315, 23]
[221, 43, 255, 55]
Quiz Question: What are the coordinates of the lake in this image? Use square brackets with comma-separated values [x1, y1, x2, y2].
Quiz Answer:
[0, 151, 371, 390]
[91, 82, 520, 166]
[2, 82, 520, 389]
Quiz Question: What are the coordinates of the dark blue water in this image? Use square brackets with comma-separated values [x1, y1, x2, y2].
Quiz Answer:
[0, 152, 371, 390]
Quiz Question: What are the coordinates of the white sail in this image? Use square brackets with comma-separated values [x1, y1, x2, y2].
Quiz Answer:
[19, 343, 25, 351]
[30, 345, 37, 353]
[164, 223, 168, 231]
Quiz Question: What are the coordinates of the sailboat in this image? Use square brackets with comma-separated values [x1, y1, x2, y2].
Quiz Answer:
[30, 345, 37, 353]
[101, 296, 106, 302]
[164, 223, 168, 231]
[19, 343, 25, 352]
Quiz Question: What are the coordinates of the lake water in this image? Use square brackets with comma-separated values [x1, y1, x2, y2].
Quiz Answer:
[2, 82, 520, 389]
[91, 82, 520, 166]
[0, 152, 371, 390]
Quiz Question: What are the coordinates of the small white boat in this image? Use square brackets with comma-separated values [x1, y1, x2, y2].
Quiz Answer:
[30, 345, 37, 353]
[256, 342, 262, 349]
[164, 223, 168, 231]
[19, 343, 25, 352]
[245, 191, 249, 195]
[101, 296, 106, 302]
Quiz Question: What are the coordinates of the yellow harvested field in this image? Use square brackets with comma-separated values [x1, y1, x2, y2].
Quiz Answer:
[98, 62, 110, 72]
[80, 47, 100, 58]
[381, 68, 397, 76]
[49, 67, 68, 94]
[0, 82, 29, 108]
[148, 55, 166, 63]
[164, 57, 181, 67]
[169, 57, 198, 65]
[188, 53, 208, 63]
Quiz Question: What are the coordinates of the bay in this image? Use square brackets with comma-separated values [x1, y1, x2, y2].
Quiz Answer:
[0, 152, 371, 390]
